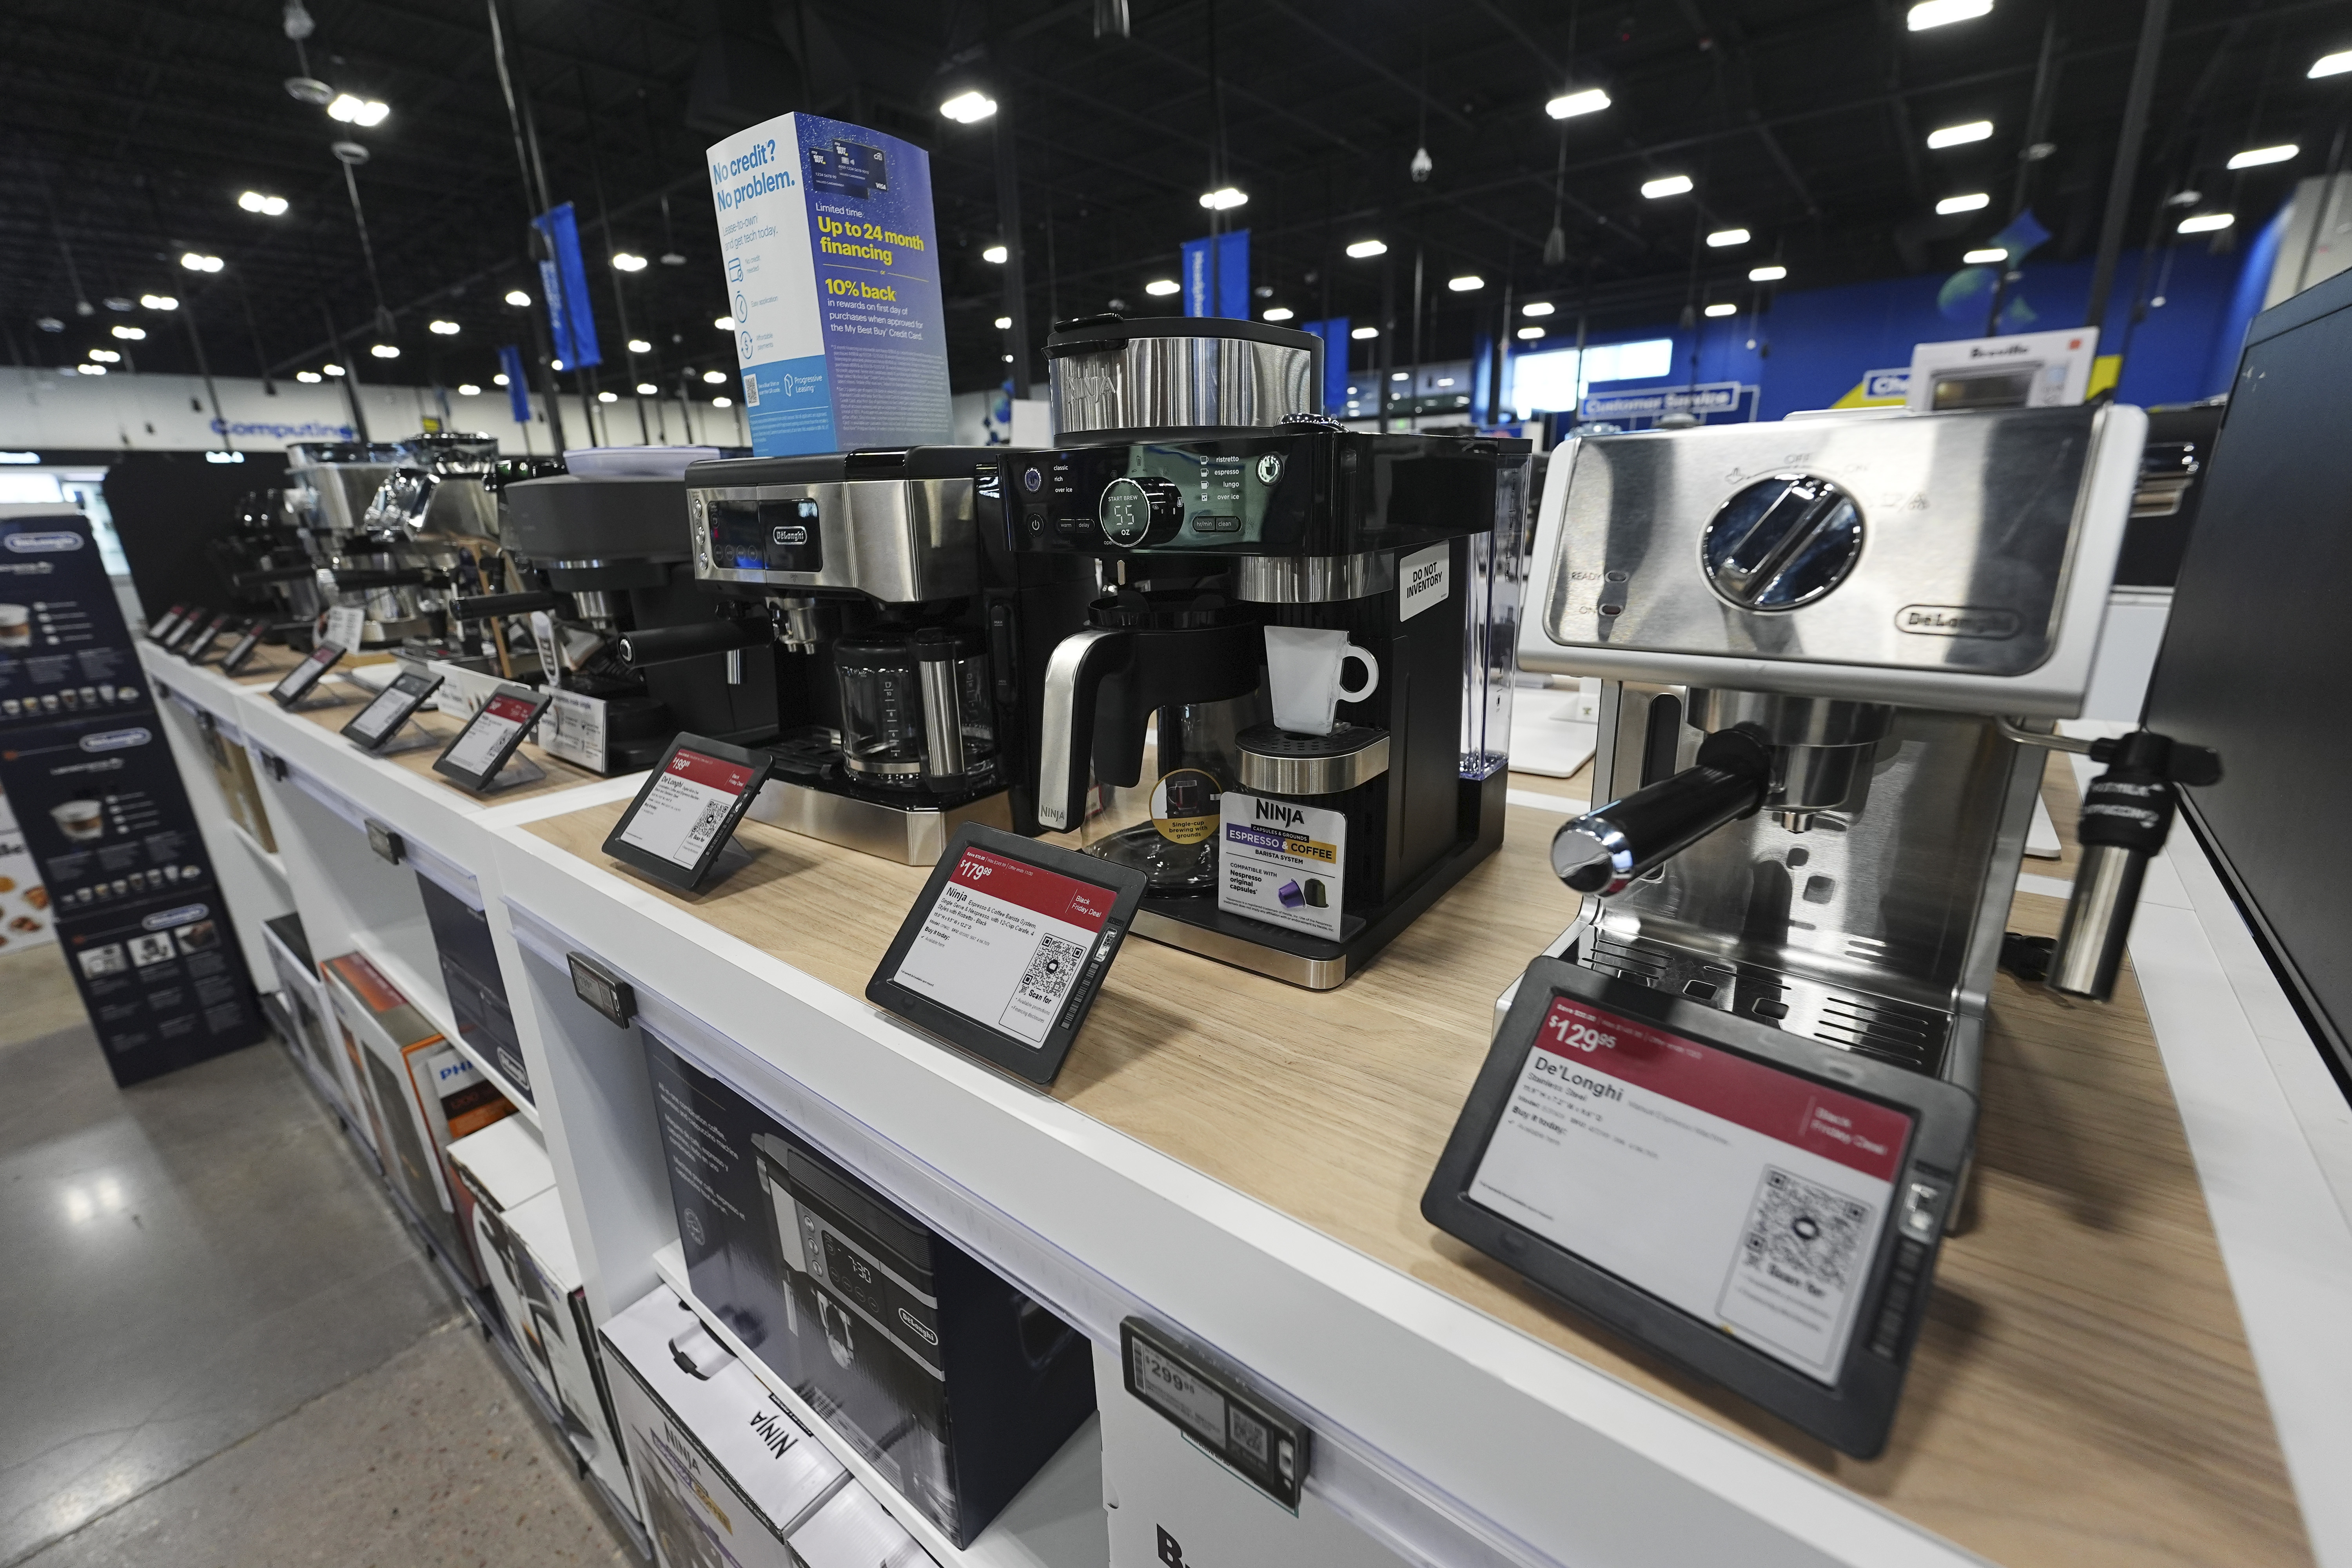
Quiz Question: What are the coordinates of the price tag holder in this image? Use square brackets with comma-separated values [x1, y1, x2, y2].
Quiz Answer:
[147, 605, 190, 644]
[340, 669, 444, 753]
[432, 682, 552, 793]
[1421, 956, 1976, 1459]
[183, 613, 237, 663]
[324, 604, 367, 652]
[601, 733, 773, 893]
[269, 642, 346, 709]
[218, 619, 267, 675]
[1120, 1319, 1310, 1511]
[865, 824, 1143, 1086]
[162, 608, 212, 654]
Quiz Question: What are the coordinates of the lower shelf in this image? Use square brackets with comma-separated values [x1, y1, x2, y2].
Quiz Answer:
[650, 1240, 1109, 1568]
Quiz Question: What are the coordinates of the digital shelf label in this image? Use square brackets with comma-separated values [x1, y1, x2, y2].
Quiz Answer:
[433, 685, 551, 792]
[340, 670, 443, 752]
[601, 734, 773, 891]
[867, 824, 1144, 1085]
[269, 643, 345, 708]
[1422, 956, 1976, 1457]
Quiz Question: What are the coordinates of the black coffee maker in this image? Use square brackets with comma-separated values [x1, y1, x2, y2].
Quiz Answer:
[1004, 314, 1531, 989]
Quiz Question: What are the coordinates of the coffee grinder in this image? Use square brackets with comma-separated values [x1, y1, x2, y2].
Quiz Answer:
[633, 447, 1095, 863]
[1011, 314, 1530, 989]
[1518, 402, 2202, 1093]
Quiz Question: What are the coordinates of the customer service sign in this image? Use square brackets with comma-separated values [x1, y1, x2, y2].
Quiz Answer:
[706, 113, 953, 456]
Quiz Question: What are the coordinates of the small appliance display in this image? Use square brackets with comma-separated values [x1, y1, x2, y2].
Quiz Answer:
[603, 734, 773, 892]
[867, 824, 1142, 1084]
[1423, 960, 1973, 1457]
[339, 668, 444, 752]
[269, 642, 346, 708]
[642, 1033, 1096, 1546]
[431, 682, 550, 793]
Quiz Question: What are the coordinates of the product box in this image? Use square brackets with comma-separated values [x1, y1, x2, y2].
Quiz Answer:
[446, 1114, 556, 1370]
[645, 1033, 1095, 1546]
[194, 709, 275, 851]
[415, 873, 531, 1102]
[1905, 327, 2100, 412]
[704, 112, 952, 457]
[321, 951, 515, 1278]
[1094, 1341, 1406, 1568]
[500, 1188, 633, 1508]
[261, 913, 348, 1111]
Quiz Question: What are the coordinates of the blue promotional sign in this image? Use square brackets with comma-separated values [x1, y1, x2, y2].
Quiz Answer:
[704, 113, 953, 457]
[1297, 317, 1352, 414]
[532, 202, 603, 368]
[1182, 230, 1250, 319]
[497, 345, 532, 424]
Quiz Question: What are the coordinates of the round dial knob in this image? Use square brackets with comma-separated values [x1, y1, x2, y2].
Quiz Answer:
[1098, 475, 1184, 547]
[1700, 473, 1864, 610]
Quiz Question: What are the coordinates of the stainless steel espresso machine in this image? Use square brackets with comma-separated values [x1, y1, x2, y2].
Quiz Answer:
[632, 447, 1096, 862]
[279, 436, 502, 648]
[1518, 402, 2156, 1091]
[1008, 314, 1531, 988]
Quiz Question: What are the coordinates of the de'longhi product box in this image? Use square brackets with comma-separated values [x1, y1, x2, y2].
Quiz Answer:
[644, 1032, 1095, 1546]
[704, 112, 952, 457]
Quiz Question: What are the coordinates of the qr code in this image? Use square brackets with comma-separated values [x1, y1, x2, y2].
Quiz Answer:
[1738, 1167, 1873, 1296]
[683, 798, 727, 853]
[741, 374, 759, 407]
[1016, 933, 1086, 1011]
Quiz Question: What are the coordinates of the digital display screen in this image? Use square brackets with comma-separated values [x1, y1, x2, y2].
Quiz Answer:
[439, 690, 541, 779]
[891, 845, 1118, 1048]
[344, 671, 438, 746]
[1468, 992, 1915, 1385]
[270, 643, 343, 703]
[616, 747, 757, 868]
[706, 498, 822, 575]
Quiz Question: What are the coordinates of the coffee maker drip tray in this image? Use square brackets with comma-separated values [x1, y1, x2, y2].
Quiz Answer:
[1574, 927, 1953, 1078]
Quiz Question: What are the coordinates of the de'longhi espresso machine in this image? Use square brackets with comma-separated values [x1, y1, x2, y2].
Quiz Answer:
[1007, 313, 1531, 989]
[1517, 401, 2217, 1094]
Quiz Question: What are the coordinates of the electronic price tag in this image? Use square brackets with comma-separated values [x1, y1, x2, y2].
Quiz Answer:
[601, 733, 772, 892]
[1422, 956, 1976, 1458]
[182, 613, 236, 663]
[431, 682, 551, 793]
[323, 604, 367, 652]
[1120, 1319, 1310, 1510]
[866, 824, 1145, 1085]
[147, 605, 189, 644]
[269, 642, 346, 708]
[162, 608, 212, 654]
[339, 668, 444, 753]
[217, 619, 266, 675]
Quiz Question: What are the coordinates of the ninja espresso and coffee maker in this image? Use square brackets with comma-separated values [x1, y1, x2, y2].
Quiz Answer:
[1004, 314, 1531, 989]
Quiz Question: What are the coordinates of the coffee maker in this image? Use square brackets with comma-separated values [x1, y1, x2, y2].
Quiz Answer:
[485, 462, 773, 774]
[637, 447, 1094, 863]
[280, 436, 501, 648]
[1009, 314, 1530, 989]
[1519, 403, 2149, 1091]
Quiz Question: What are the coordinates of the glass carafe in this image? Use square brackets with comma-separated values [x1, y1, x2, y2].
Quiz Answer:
[834, 628, 995, 794]
[1082, 698, 1252, 893]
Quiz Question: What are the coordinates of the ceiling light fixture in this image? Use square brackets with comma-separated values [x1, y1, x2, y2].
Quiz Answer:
[140, 293, 178, 310]
[1390, 372, 1409, 382]
[370, 344, 399, 358]
[702, 369, 727, 384]
[77, 363, 107, 376]
[713, 396, 733, 407]
[238, 191, 290, 216]
[296, 370, 322, 383]
[1517, 326, 1546, 340]
[1908, 0, 1993, 30]
[1350, 325, 1380, 339]
[939, 89, 998, 123]
[493, 373, 509, 386]
[1641, 174, 1694, 198]
[1144, 278, 1181, 296]
[1546, 87, 1610, 119]
[1927, 120, 1994, 149]
[87, 348, 120, 363]
[1704, 302, 1737, 317]
[1706, 228, 1750, 247]
[714, 315, 736, 330]
[1199, 187, 1248, 210]
[1964, 247, 2009, 264]
[505, 289, 532, 307]
[994, 316, 1013, 329]
[327, 92, 390, 126]
[636, 382, 657, 395]
[1936, 192, 1991, 214]
[982, 245, 1009, 264]
[1522, 301, 1556, 317]
[324, 363, 345, 376]
[1749, 264, 1788, 282]
[2227, 144, 2299, 170]
[1262, 307, 1295, 321]
[428, 319, 459, 335]
[458, 383, 481, 395]
[627, 338, 652, 353]
[1448, 274, 1485, 292]
[180, 252, 224, 272]
[597, 390, 617, 403]
[1345, 239, 1388, 259]
[2309, 50, 2352, 78]
[551, 358, 566, 370]
[2178, 212, 2236, 234]
[111, 325, 146, 340]
[612, 252, 648, 272]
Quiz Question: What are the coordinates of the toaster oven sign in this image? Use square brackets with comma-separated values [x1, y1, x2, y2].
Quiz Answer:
[706, 497, 823, 574]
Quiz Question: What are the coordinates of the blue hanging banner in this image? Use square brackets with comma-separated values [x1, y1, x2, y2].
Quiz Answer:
[1181, 229, 1250, 319]
[497, 344, 532, 424]
[531, 202, 603, 369]
[1297, 317, 1352, 415]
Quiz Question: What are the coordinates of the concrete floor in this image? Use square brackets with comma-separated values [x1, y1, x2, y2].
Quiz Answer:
[0, 944, 635, 1567]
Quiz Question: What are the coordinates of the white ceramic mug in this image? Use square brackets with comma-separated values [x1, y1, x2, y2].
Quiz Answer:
[1264, 626, 1379, 736]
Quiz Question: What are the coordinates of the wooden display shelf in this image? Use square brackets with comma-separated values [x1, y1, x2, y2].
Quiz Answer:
[287, 683, 604, 807]
[521, 780, 2309, 1568]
